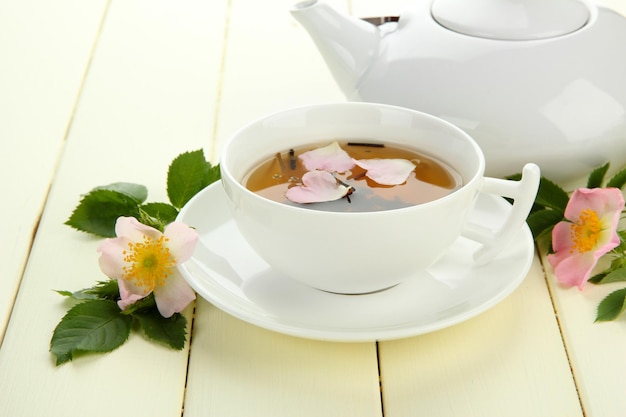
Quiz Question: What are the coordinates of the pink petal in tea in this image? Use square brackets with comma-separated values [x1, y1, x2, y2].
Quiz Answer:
[299, 141, 355, 173]
[285, 170, 352, 204]
[353, 158, 415, 185]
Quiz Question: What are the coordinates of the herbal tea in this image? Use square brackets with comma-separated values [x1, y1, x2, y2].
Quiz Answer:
[243, 141, 462, 212]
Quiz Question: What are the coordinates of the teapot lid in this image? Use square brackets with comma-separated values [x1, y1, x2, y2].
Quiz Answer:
[431, 0, 590, 40]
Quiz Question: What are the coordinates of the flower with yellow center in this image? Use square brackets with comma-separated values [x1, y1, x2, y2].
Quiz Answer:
[569, 208, 602, 254]
[122, 235, 175, 291]
[548, 188, 624, 289]
[98, 217, 198, 317]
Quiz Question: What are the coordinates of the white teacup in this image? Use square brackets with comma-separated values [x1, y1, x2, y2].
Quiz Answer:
[220, 103, 539, 294]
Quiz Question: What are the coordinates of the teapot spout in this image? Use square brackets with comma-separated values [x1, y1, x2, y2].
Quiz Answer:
[291, 0, 380, 96]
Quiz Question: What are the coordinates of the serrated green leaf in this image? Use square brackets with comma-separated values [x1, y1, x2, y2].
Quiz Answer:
[55, 289, 99, 300]
[526, 209, 564, 241]
[587, 162, 610, 188]
[206, 163, 221, 186]
[134, 310, 187, 349]
[594, 267, 626, 284]
[588, 271, 609, 284]
[56, 280, 120, 301]
[85, 279, 120, 300]
[613, 230, 626, 254]
[589, 258, 626, 284]
[595, 287, 626, 322]
[607, 166, 626, 189]
[167, 149, 220, 209]
[65, 189, 141, 237]
[50, 300, 132, 365]
[613, 240, 626, 256]
[139, 202, 179, 231]
[534, 177, 570, 212]
[93, 182, 148, 204]
[528, 202, 548, 214]
[121, 293, 156, 315]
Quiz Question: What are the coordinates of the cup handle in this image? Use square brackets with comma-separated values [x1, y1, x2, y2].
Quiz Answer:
[461, 163, 540, 265]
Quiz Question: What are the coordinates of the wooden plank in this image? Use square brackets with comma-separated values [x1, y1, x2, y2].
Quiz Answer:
[185, 302, 383, 417]
[546, 268, 626, 417]
[0, 0, 227, 416]
[378, 256, 583, 417]
[0, 0, 108, 343]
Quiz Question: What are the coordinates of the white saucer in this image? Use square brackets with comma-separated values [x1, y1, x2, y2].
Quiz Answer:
[177, 182, 534, 342]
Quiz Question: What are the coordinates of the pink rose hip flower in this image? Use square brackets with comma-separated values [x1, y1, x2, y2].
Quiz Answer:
[97, 217, 198, 317]
[548, 188, 624, 289]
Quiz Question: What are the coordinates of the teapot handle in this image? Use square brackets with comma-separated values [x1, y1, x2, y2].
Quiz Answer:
[462, 163, 540, 265]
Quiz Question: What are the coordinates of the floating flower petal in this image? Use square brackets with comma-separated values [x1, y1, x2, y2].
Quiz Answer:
[285, 170, 352, 204]
[97, 217, 198, 317]
[547, 188, 624, 289]
[298, 141, 355, 173]
[353, 158, 415, 185]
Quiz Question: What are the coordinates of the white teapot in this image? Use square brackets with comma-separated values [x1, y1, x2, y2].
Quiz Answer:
[291, 0, 626, 182]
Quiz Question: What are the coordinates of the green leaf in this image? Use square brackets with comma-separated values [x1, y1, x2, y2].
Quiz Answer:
[84, 279, 120, 300]
[167, 149, 220, 209]
[121, 293, 157, 315]
[526, 208, 564, 241]
[607, 166, 626, 189]
[534, 177, 570, 212]
[595, 287, 626, 322]
[586, 162, 610, 188]
[50, 300, 132, 365]
[206, 163, 221, 185]
[611, 231, 626, 256]
[55, 289, 99, 301]
[65, 189, 141, 237]
[134, 310, 188, 350]
[589, 258, 626, 284]
[588, 271, 609, 284]
[93, 182, 148, 204]
[139, 202, 179, 231]
[56, 280, 119, 301]
[593, 267, 626, 284]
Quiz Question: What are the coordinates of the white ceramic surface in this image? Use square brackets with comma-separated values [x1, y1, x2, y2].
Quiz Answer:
[219, 103, 539, 294]
[177, 182, 534, 342]
[432, 0, 590, 40]
[291, 0, 626, 183]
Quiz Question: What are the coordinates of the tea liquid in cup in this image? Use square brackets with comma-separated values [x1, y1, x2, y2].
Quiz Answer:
[244, 141, 463, 212]
[220, 103, 539, 294]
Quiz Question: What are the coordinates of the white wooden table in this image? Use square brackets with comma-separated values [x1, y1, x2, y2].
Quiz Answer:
[1, 1, 625, 416]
